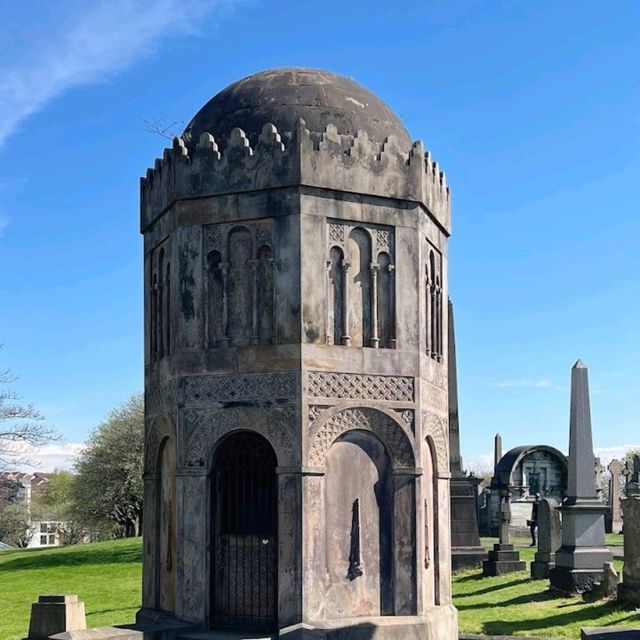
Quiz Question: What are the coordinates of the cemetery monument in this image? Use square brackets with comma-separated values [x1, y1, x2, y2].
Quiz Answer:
[139, 68, 457, 639]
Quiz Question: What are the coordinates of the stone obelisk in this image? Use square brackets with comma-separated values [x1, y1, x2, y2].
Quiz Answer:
[448, 299, 487, 571]
[550, 360, 612, 594]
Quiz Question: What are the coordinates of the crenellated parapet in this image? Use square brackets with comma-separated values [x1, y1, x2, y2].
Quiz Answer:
[140, 119, 451, 233]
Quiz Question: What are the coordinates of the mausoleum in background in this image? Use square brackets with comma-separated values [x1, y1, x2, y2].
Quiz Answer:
[140, 68, 457, 639]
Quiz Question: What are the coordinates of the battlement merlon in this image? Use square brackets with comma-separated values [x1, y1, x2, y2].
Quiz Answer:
[140, 120, 451, 234]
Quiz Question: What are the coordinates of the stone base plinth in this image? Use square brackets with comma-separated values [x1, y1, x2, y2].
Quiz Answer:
[550, 567, 606, 595]
[531, 561, 554, 579]
[482, 544, 526, 576]
[281, 609, 458, 640]
[617, 582, 640, 607]
[452, 546, 488, 573]
[25, 595, 86, 640]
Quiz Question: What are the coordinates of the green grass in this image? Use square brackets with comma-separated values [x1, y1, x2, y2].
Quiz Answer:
[0, 538, 142, 640]
[454, 538, 640, 638]
[1, 535, 638, 640]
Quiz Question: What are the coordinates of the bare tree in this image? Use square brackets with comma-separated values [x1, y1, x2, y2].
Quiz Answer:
[142, 114, 185, 141]
[0, 350, 59, 469]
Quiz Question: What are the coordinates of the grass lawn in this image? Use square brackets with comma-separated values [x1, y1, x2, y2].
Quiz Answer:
[1, 535, 639, 640]
[0, 538, 141, 640]
[454, 537, 640, 638]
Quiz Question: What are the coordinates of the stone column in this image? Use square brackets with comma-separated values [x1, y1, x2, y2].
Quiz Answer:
[219, 262, 230, 347]
[249, 258, 259, 345]
[370, 263, 379, 348]
[550, 360, 612, 594]
[341, 261, 351, 346]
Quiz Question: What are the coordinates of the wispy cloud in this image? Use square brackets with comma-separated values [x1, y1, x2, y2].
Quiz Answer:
[496, 378, 552, 388]
[17, 442, 85, 472]
[0, 0, 234, 148]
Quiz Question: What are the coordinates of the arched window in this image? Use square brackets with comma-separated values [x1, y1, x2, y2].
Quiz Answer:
[227, 227, 252, 345]
[377, 252, 392, 348]
[164, 261, 171, 355]
[150, 273, 158, 361]
[256, 244, 275, 345]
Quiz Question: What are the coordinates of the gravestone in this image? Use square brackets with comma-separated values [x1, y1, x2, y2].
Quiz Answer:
[483, 489, 526, 576]
[25, 595, 86, 640]
[531, 497, 561, 579]
[623, 455, 640, 497]
[550, 360, 612, 594]
[448, 299, 487, 571]
[607, 459, 624, 533]
[618, 459, 640, 606]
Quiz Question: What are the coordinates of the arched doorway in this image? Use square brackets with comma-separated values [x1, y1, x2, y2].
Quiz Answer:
[210, 431, 277, 631]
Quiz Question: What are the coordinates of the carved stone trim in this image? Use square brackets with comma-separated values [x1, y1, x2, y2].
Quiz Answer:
[144, 415, 176, 474]
[145, 380, 177, 416]
[308, 371, 414, 402]
[422, 411, 449, 475]
[182, 406, 297, 468]
[307, 406, 415, 468]
[394, 408, 415, 435]
[308, 404, 330, 425]
[420, 379, 447, 416]
[183, 372, 298, 406]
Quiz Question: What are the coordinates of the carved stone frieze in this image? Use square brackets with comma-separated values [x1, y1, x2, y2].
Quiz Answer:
[308, 371, 414, 402]
[394, 408, 415, 435]
[183, 372, 298, 406]
[422, 410, 449, 474]
[420, 379, 448, 416]
[308, 407, 415, 468]
[182, 406, 297, 468]
[308, 404, 330, 425]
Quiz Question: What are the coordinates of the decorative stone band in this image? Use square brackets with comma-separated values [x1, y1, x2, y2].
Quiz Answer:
[307, 371, 414, 402]
[140, 120, 450, 235]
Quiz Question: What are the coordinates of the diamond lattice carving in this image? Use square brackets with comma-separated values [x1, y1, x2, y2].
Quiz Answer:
[184, 373, 297, 405]
[308, 372, 414, 402]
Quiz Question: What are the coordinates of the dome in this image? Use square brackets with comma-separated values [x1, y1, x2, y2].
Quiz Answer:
[183, 68, 412, 149]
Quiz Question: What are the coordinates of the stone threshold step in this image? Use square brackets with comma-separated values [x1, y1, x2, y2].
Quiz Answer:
[178, 633, 274, 640]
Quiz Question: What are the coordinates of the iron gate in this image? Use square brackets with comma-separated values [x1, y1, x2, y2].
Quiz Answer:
[212, 432, 277, 631]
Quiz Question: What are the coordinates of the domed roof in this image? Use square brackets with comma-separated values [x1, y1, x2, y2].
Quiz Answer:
[183, 68, 412, 149]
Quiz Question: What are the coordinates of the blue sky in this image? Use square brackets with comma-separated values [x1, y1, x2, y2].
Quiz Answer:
[0, 0, 638, 471]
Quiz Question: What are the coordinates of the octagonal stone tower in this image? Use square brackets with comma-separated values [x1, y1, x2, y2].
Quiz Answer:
[140, 68, 456, 640]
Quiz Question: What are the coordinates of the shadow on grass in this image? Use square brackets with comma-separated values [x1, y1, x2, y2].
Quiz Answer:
[457, 588, 559, 610]
[0, 540, 142, 571]
[483, 600, 640, 635]
[456, 577, 530, 598]
[87, 605, 140, 617]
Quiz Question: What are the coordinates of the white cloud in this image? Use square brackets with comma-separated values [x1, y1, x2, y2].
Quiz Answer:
[594, 444, 640, 467]
[16, 442, 84, 472]
[464, 452, 494, 476]
[496, 378, 552, 388]
[0, 0, 235, 148]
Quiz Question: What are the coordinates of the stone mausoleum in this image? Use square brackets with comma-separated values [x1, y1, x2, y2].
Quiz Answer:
[140, 68, 457, 639]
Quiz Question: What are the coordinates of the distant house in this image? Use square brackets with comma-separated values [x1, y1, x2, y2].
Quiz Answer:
[0, 471, 65, 548]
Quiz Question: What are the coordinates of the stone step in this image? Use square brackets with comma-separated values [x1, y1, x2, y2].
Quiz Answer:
[177, 632, 274, 640]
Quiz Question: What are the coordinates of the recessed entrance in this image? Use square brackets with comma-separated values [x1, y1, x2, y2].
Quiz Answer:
[211, 431, 277, 631]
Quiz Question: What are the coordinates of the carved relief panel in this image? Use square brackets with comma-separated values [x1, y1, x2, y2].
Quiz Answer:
[326, 220, 395, 348]
[203, 220, 276, 348]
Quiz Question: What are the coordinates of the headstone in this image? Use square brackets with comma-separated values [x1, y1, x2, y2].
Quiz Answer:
[623, 455, 640, 497]
[530, 497, 561, 579]
[608, 459, 624, 533]
[550, 360, 612, 594]
[581, 628, 640, 639]
[595, 457, 605, 501]
[483, 489, 526, 576]
[25, 595, 86, 640]
[448, 300, 487, 572]
[618, 488, 640, 606]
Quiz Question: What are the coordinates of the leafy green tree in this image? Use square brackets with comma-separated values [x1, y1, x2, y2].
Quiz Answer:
[0, 502, 33, 547]
[72, 394, 143, 538]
